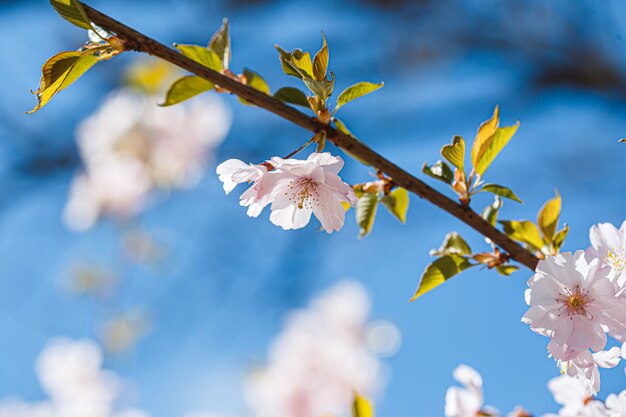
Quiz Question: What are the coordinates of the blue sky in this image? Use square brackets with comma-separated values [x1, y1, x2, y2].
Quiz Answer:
[1, 1, 626, 416]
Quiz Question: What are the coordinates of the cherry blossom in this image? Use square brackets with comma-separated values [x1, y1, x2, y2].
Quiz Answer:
[0, 338, 151, 417]
[588, 221, 626, 284]
[557, 347, 621, 394]
[245, 280, 391, 417]
[606, 389, 626, 417]
[546, 374, 607, 417]
[522, 251, 623, 359]
[444, 365, 495, 417]
[64, 88, 231, 230]
[217, 153, 356, 233]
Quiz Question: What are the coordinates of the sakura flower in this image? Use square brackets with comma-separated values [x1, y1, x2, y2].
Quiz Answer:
[558, 347, 621, 394]
[588, 221, 626, 284]
[546, 374, 607, 417]
[216, 153, 356, 233]
[445, 365, 496, 417]
[606, 389, 626, 417]
[522, 251, 624, 359]
[245, 280, 387, 417]
[266, 153, 357, 233]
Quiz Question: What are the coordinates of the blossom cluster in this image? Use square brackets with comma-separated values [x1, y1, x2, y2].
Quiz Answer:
[217, 152, 357, 233]
[445, 364, 626, 417]
[64, 89, 232, 231]
[522, 221, 626, 394]
[244, 280, 399, 417]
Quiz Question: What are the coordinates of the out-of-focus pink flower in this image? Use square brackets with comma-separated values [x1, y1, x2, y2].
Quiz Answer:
[546, 374, 607, 417]
[245, 280, 393, 417]
[444, 365, 487, 417]
[558, 347, 621, 394]
[64, 89, 232, 231]
[606, 389, 626, 417]
[522, 251, 623, 359]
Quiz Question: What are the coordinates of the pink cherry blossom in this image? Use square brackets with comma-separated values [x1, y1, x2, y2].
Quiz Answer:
[546, 374, 607, 417]
[216, 153, 356, 233]
[558, 347, 621, 394]
[266, 153, 357, 233]
[588, 221, 626, 284]
[522, 251, 624, 359]
[444, 365, 493, 417]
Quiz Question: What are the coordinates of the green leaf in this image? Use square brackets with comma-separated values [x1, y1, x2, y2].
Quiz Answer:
[537, 192, 561, 241]
[275, 46, 303, 79]
[471, 106, 499, 168]
[28, 50, 99, 113]
[553, 224, 569, 252]
[313, 33, 329, 81]
[480, 183, 523, 203]
[430, 232, 472, 256]
[352, 393, 374, 417]
[175, 44, 222, 72]
[356, 191, 379, 238]
[302, 72, 335, 102]
[208, 18, 230, 69]
[160, 75, 214, 106]
[334, 81, 383, 113]
[50, 0, 92, 30]
[496, 265, 519, 276]
[290, 51, 314, 79]
[381, 187, 409, 223]
[473, 122, 520, 177]
[274, 87, 309, 107]
[410, 255, 474, 301]
[422, 160, 454, 185]
[500, 220, 545, 251]
[481, 196, 502, 226]
[238, 68, 270, 106]
[441, 135, 466, 171]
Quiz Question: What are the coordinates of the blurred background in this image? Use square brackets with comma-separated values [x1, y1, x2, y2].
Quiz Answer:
[1, 0, 625, 416]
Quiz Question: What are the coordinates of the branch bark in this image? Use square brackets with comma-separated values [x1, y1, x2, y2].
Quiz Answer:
[81, 3, 540, 271]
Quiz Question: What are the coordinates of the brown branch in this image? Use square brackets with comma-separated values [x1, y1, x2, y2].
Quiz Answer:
[81, 3, 540, 271]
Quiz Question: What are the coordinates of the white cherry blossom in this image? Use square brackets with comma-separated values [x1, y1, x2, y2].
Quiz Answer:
[522, 251, 623, 359]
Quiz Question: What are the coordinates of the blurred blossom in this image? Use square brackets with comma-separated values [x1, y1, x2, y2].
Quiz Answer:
[120, 230, 168, 265]
[0, 338, 149, 417]
[444, 364, 492, 417]
[365, 320, 402, 357]
[245, 280, 395, 417]
[100, 310, 152, 354]
[64, 88, 232, 231]
[66, 263, 119, 299]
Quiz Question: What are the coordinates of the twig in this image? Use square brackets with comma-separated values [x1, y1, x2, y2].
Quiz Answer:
[80, 2, 540, 271]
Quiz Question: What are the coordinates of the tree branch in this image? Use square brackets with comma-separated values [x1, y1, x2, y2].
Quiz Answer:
[81, 2, 540, 271]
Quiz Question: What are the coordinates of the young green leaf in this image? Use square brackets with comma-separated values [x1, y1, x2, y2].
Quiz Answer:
[422, 160, 454, 185]
[312, 33, 329, 81]
[334, 81, 383, 113]
[410, 255, 474, 301]
[481, 196, 502, 226]
[160, 75, 214, 106]
[290, 51, 314, 79]
[356, 191, 379, 238]
[430, 232, 472, 256]
[275, 46, 303, 79]
[480, 183, 523, 203]
[441, 135, 465, 171]
[471, 105, 499, 168]
[302, 72, 335, 102]
[553, 224, 569, 252]
[238, 69, 270, 105]
[473, 122, 520, 177]
[381, 187, 409, 223]
[175, 44, 222, 72]
[274, 87, 309, 107]
[352, 393, 374, 417]
[28, 50, 99, 113]
[495, 265, 519, 276]
[50, 0, 92, 30]
[208, 18, 230, 69]
[500, 220, 545, 251]
[537, 192, 562, 241]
